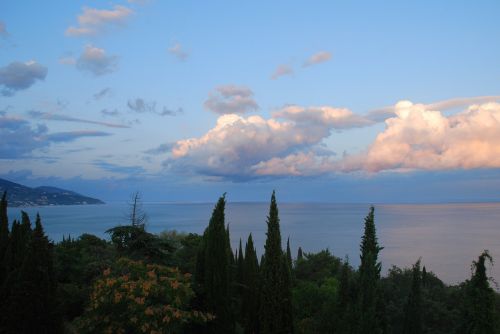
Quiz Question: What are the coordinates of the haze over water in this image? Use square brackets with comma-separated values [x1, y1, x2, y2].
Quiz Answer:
[9, 201, 500, 285]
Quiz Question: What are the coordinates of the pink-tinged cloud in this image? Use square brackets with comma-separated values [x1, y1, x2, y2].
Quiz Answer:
[170, 113, 333, 178]
[271, 65, 293, 80]
[66, 5, 133, 36]
[274, 105, 373, 129]
[76, 45, 118, 76]
[169, 99, 500, 179]
[342, 101, 500, 172]
[252, 152, 335, 176]
[369, 95, 500, 122]
[204, 85, 259, 115]
[168, 43, 189, 61]
[303, 51, 332, 67]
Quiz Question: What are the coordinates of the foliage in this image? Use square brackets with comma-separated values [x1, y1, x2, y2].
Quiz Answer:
[358, 206, 385, 334]
[260, 190, 294, 334]
[242, 233, 260, 334]
[54, 233, 115, 320]
[1, 213, 62, 333]
[75, 258, 213, 334]
[195, 194, 234, 333]
[461, 250, 498, 333]
[0, 191, 9, 282]
[403, 259, 423, 334]
[160, 231, 202, 274]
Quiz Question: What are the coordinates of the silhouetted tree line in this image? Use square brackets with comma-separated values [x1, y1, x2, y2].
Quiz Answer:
[0, 190, 499, 333]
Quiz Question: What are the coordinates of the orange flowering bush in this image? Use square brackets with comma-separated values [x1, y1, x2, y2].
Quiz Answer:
[75, 258, 213, 333]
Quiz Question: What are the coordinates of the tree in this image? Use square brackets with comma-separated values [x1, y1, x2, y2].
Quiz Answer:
[462, 250, 498, 334]
[107, 194, 173, 263]
[242, 234, 260, 334]
[337, 258, 356, 334]
[0, 191, 9, 283]
[237, 238, 245, 288]
[297, 247, 303, 261]
[76, 258, 213, 333]
[127, 191, 147, 228]
[358, 206, 384, 334]
[403, 259, 422, 334]
[260, 191, 293, 334]
[2, 212, 31, 277]
[198, 194, 233, 333]
[286, 237, 293, 271]
[2, 213, 61, 333]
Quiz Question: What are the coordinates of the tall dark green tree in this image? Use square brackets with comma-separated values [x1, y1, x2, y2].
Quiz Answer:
[2, 212, 31, 277]
[197, 194, 234, 333]
[358, 206, 384, 334]
[286, 237, 293, 271]
[0, 191, 9, 282]
[403, 259, 422, 334]
[337, 258, 356, 334]
[462, 250, 498, 334]
[242, 234, 260, 334]
[297, 247, 303, 261]
[237, 238, 245, 286]
[2, 214, 61, 333]
[260, 191, 293, 334]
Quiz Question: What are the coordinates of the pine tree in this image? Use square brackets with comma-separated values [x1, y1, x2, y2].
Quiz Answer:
[403, 259, 422, 334]
[463, 250, 498, 334]
[260, 191, 293, 334]
[200, 194, 234, 333]
[358, 206, 384, 334]
[242, 234, 260, 334]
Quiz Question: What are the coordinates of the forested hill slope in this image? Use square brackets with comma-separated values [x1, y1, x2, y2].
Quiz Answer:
[0, 178, 104, 207]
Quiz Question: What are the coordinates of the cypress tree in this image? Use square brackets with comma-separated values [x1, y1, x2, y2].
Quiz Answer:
[463, 250, 497, 333]
[297, 247, 303, 261]
[421, 266, 427, 288]
[403, 259, 422, 334]
[286, 237, 293, 271]
[237, 238, 245, 286]
[358, 206, 384, 334]
[242, 234, 260, 334]
[2, 213, 61, 333]
[280, 253, 294, 333]
[260, 191, 293, 334]
[0, 191, 9, 282]
[203, 194, 234, 333]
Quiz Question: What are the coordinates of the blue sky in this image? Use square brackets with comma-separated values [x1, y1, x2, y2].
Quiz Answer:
[1, 1, 500, 202]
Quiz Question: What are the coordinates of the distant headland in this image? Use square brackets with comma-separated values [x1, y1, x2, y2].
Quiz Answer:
[0, 178, 104, 207]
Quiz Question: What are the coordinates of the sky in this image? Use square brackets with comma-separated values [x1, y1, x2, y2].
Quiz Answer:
[1, 1, 500, 202]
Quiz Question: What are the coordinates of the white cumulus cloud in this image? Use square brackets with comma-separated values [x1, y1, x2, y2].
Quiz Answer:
[342, 101, 500, 172]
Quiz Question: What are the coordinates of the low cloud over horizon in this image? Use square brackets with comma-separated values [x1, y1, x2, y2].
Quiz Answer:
[168, 99, 500, 180]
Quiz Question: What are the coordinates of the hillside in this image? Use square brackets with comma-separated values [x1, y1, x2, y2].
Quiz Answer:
[0, 178, 104, 207]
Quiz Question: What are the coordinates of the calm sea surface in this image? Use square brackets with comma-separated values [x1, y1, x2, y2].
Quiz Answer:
[8, 202, 500, 285]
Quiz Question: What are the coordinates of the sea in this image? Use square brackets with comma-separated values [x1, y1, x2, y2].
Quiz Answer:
[8, 202, 500, 286]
